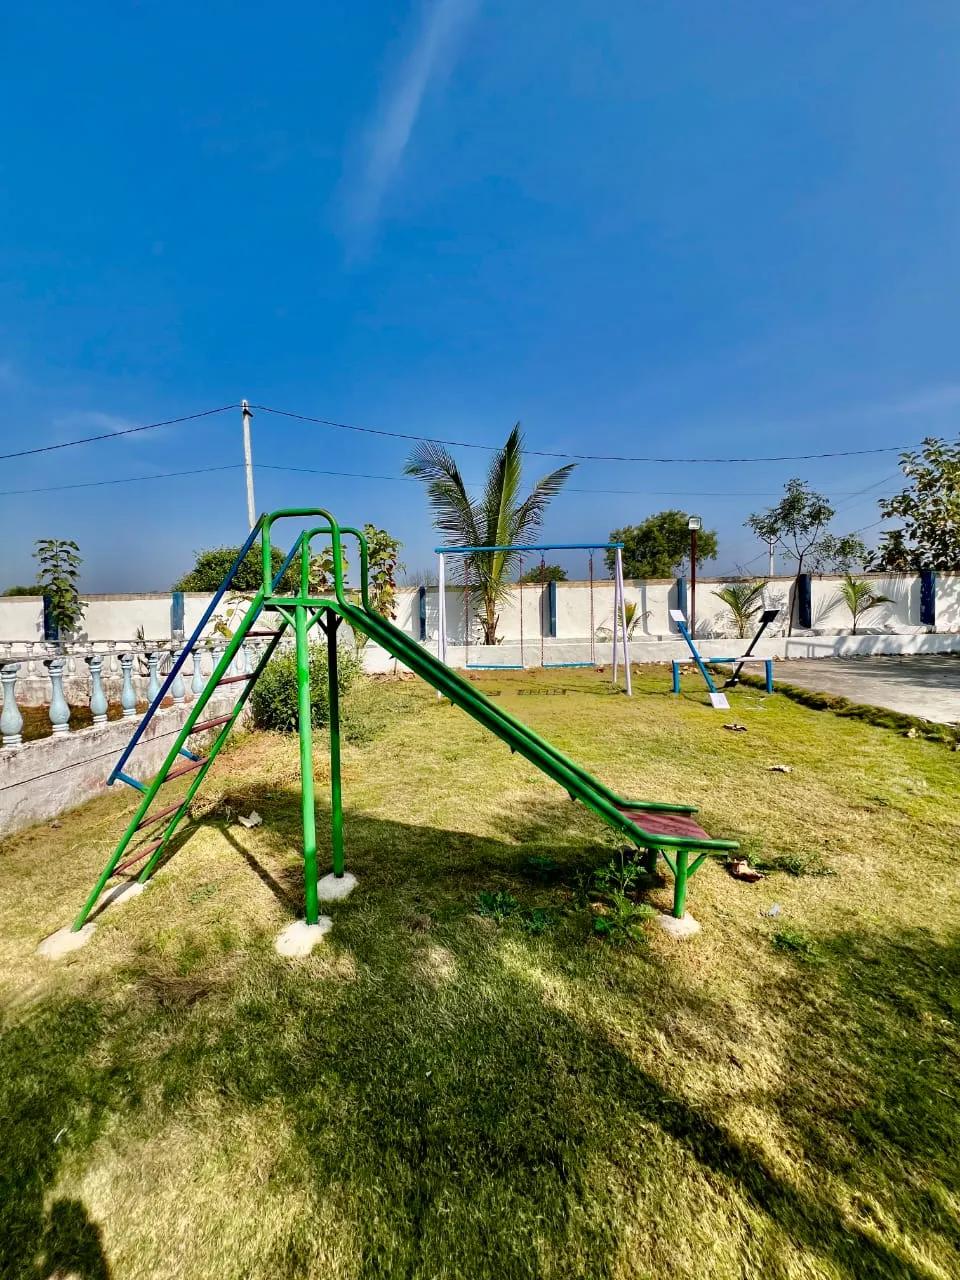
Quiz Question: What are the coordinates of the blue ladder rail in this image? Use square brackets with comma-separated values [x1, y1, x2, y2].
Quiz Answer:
[108, 521, 299, 788]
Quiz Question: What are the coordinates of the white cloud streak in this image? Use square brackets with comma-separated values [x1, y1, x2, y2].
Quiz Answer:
[346, 0, 480, 241]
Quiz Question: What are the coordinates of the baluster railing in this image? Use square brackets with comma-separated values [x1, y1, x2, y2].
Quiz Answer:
[87, 655, 108, 726]
[170, 646, 186, 705]
[191, 647, 205, 697]
[146, 650, 160, 703]
[47, 659, 70, 735]
[1, 663, 23, 748]
[120, 653, 137, 718]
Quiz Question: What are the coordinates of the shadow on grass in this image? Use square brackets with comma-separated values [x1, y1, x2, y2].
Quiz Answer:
[6, 801, 959, 1278]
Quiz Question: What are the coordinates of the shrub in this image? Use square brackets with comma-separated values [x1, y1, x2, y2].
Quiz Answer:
[250, 642, 362, 732]
[475, 891, 520, 921]
[592, 892, 654, 944]
[771, 927, 825, 965]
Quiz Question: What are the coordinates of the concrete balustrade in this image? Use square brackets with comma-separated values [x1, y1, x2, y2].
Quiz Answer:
[47, 660, 70, 735]
[87, 655, 108, 726]
[1, 663, 23, 748]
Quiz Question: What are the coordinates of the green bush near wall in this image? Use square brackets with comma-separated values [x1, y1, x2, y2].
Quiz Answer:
[251, 642, 362, 732]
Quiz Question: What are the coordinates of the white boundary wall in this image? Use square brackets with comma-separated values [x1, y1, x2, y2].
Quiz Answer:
[2, 573, 957, 673]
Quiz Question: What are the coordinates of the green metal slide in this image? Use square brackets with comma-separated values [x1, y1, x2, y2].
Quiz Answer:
[69, 508, 737, 938]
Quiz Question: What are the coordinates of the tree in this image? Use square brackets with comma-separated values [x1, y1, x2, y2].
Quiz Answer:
[405, 424, 574, 644]
[869, 437, 960, 571]
[307, 545, 349, 595]
[711, 581, 765, 638]
[838, 574, 892, 635]
[2, 584, 41, 596]
[868, 528, 913, 572]
[34, 538, 86, 636]
[353, 524, 403, 652]
[173, 544, 299, 593]
[606, 512, 718, 579]
[747, 480, 839, 634]
[809, 533, 868, 573]
[518, 563, 567, 583]
[400, 568, 438, 589]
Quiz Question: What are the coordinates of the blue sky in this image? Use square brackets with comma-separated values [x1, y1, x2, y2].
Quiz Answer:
[1, 1, 958, 589]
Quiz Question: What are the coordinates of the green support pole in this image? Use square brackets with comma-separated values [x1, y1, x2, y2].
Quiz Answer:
[672, 847, 689, 918]
[325, 610, 345, 879]
[295, 603, 320, 926]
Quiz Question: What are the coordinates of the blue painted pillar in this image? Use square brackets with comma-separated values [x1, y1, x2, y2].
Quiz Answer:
[547, 580, 557, 638]
[674, 578, 687, 629]
[171, 590, 185, 638]
[418, 586, 427, 641]
[42, 595, 59, 643]
[797, 574, 812, 629]
[919, 570, 936, 627]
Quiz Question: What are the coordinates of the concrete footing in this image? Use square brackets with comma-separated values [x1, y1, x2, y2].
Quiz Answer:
[274, 917, 333, 957]
[656, 912, 701, 939]
[317, 872, 358, 902]
[37, 923, 96, 958]
[95, 881, 147, 915]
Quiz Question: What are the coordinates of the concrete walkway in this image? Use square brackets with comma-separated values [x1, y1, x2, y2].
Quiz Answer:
[778, 654, 960, 725]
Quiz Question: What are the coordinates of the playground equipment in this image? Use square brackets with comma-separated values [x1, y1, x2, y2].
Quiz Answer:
[61, 510, 737, 945]
[670, 608, 780, 704]
[436, 540, 632, 692]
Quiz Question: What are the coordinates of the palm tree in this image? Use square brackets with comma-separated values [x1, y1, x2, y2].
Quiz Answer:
[405, 425, 575, 645]
[711, 580, 766, 638]
[838, 574, 892, 635]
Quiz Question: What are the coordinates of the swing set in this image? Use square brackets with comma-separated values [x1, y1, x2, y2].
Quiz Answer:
[435, 540, 632, 694]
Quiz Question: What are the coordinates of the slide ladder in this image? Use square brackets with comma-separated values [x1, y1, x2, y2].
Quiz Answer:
[72, 526, 298, 930]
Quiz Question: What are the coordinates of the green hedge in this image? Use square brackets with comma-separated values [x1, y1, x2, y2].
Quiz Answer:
[250, 642, 362, 732]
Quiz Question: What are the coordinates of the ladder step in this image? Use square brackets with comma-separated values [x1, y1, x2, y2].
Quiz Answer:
[191, 714, 232, 733]
[116, 770, 146, 792]
[160, 757, 208, 784]
[135, 802, 184, 831]
[115, 839, 163, 874]
[218, 674, 253, 686]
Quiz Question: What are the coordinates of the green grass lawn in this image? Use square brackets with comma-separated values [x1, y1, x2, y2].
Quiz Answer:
[2, 666, 959, 1280]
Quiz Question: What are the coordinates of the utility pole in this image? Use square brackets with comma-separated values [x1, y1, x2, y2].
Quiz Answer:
[687, 514, 702, 638]
[768, 539, 775, 578]
[241, 400, 256, 530]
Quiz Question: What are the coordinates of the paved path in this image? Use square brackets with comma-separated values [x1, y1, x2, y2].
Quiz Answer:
[778, 655, 960, 725]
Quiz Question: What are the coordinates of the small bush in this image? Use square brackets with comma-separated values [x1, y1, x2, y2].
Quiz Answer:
[250, 642, 362, 732]
[591, 855, 645, 897]
[520, 908, 552, 935]
[592, 892, 654, 945]
[475, 891, 520, 922]
[771, 927, 825, 965]
[755, 851, 835, 878]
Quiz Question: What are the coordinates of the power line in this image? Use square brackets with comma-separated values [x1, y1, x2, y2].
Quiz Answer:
[0, 463, 243, 497]
[0, 405, 237, 462]
[251, 402, 917, 465]
[0, 398, 932, 467]
[0, 455, 906, 501]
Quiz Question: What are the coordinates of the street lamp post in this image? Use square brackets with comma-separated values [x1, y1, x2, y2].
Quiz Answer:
[687, 515, 702, 637]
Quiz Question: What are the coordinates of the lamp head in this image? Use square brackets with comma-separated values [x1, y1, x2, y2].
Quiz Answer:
[687, 514, 702, 532]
